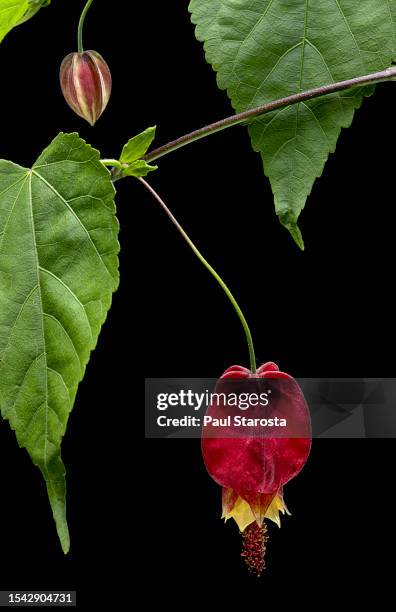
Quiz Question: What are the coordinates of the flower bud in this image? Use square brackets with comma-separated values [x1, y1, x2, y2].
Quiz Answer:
[59, 50, 112, 126]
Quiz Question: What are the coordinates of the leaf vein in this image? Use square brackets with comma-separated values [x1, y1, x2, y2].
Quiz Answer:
[38, 266, 94, 344]
[31, 170, 115, 284]
[9, 352, 45, 422]
[0, 175, 29, 256]
[0, 284, 39, 362]
[43, 312, 83, 375]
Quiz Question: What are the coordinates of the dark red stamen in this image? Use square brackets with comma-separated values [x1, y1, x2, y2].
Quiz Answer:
[241, 522, 268, 577]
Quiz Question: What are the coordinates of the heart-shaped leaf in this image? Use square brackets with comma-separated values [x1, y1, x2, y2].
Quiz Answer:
[189, 0, 396, 247]
[0, 132, 119, 552]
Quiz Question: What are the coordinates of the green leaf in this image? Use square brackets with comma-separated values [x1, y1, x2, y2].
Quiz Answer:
[0, 0, 50, 42]
[121, 159, 158, 178]
[189, 0, 396, 247]
[18, 1, 51, 22]
[391, 3, 396, 61]
[0, 132, 119, 552]
[120, 126, 156, 163]
[0, 0, 29, 42]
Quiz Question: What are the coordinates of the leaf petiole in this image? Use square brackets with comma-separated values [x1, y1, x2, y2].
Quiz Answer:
[101, 159, 124, 169]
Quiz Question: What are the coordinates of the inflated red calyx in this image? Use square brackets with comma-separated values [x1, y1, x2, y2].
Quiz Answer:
[202, 362, 311, 575]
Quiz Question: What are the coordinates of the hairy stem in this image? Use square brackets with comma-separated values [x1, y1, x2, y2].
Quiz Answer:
[78, 0, 94, 53]
[144, 66, 396, 163]
[138, 178, 256, 373]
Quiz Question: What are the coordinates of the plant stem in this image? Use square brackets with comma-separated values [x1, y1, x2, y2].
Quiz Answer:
[78, 0, 94, 53]
[144, 66, 396, 163]
[138, 177, 257, 373]
[101, 159, 123, 169]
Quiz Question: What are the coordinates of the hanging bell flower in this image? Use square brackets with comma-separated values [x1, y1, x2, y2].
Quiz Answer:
[59, 51, 112, 126]
[202, 361, 311, 576]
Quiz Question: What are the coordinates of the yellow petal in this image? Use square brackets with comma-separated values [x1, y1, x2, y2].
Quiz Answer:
[264, 494, 290, 528]
[224, 496, 255, 532]
[224, 493, 290, 531]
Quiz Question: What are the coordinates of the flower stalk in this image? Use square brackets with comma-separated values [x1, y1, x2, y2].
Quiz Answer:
[138, 178, 257, 373]
[78, 0, 94, 53]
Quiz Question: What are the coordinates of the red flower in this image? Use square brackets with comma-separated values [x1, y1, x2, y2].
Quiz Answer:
[202, 362, 311, 575]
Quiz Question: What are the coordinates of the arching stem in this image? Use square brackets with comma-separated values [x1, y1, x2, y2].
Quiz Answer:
[78, 0, 94, 53]
[109, 66, 396, 183]
[144, 66, 396, 163]
[138, 178, 256, 373]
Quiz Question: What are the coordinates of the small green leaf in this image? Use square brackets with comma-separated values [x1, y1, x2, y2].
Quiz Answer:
[120, 126, 156, 163]
[122, 159, 158, 178]
[0, 132, 119, 553]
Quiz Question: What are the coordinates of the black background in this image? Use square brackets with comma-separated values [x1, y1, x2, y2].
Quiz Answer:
[0, 1, 395, 606]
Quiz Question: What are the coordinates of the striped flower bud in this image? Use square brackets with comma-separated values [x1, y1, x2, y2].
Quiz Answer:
[59, 50, 112, 126]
